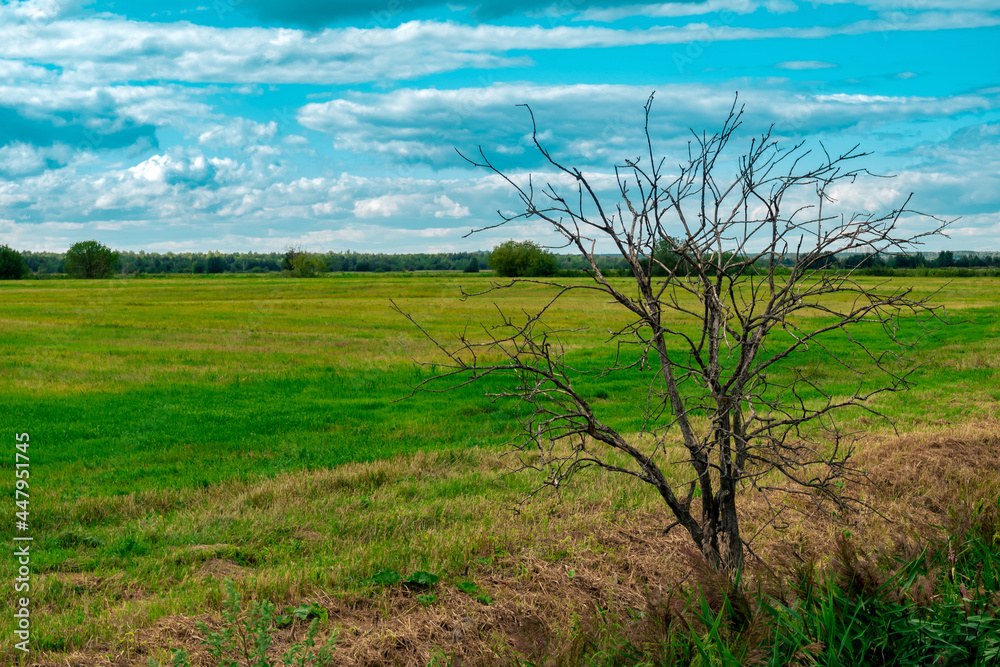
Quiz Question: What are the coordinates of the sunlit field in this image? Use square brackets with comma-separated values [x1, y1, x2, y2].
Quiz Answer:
[1, 273, 999, 664]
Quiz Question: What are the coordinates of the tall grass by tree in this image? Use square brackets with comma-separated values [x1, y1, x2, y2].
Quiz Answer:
[396, 94, 950, 579]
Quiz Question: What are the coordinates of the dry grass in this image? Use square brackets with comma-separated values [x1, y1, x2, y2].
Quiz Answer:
[17, 421, 1000, 667]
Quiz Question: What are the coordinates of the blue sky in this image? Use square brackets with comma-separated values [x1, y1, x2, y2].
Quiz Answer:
[1, 0, 997, 253]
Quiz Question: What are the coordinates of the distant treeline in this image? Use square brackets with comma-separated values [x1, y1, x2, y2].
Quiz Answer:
[15, 248, 1000, 277]
[21, 250, 491, 275]
[825, 250, 1000, 271]
[20, 249, 633, 276]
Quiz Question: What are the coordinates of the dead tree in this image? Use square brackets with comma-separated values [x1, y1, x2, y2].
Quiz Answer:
[395, 94, 949, 577]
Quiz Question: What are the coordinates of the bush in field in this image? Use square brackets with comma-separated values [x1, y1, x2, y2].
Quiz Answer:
[282, 246, 326, 278]
[0, 244, 28, 279]
[489, 240, 558, 277]
[64, 240, 120, 278]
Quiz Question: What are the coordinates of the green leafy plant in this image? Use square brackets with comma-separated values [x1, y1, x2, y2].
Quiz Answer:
[404, 571, 440, 588]
[455, 581, 478, 594]
[198, 579, 275, 667]
[156, 579, 337, 667]
[290, 602, 328, 622]
[367, 569, 440, 589]
[548, 517, 1000, 666]
[456, 581, 491, 605]
[280, 619, 338, 667]
[369, 569, 402, 585]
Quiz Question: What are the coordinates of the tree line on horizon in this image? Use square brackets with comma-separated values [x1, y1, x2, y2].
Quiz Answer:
[1, 240, 628, 278]
[2, 241, 1000, 280]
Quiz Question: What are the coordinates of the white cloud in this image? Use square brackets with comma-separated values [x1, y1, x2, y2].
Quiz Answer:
[579, 0, 798, 22]
[125, 151, 228, 188]
[579, 0, 1000, 22]
[352, 192, 472, 219]
[776, 60, 837, 70]
[0, 9, 997, 86]
[1, 1, 997, 254]
[814, 0, 1000, 10]
[353, 194, 410, 218]
[298, 82, 1000, 169]
[0, 142, 72, 177]
[198, 119, 278, 149]
[7, 0, 77, 21]
[434, 194, 470, 218]
[0, 217, 86, 252]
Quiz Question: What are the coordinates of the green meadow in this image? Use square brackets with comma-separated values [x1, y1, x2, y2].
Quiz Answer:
[2, 274, 652, 498]
[1, 273, 999, 664]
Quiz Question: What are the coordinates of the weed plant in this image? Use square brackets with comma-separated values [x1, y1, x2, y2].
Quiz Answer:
[558, 502, 1000, 666]
[153, 579, 337, 667]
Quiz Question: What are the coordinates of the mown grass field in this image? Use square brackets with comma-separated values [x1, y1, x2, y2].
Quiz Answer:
[1, 273, 999, 665]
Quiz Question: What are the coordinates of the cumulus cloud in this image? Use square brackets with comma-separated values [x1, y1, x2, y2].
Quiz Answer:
[353, 194, 411, 218]
[887, 122, 1000, 216]
[298, 83, 1000, 169]
[6, 0, 80, 21]
[198, 119, 278, 150]
[434, 195, 470, 218]
[1, 8, 997, 86]
[128, 152, 219, 187]
[352, 192, 472, 219]
[1, 0, 997, 253]
[0, 142, 73, 177]
[0, 156, 501, 248]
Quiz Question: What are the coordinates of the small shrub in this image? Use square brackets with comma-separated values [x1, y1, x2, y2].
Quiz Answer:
[158, 579, 337, 667]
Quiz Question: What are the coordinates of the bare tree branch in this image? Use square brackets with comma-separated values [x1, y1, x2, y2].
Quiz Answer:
[399, 95, 951, 580]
